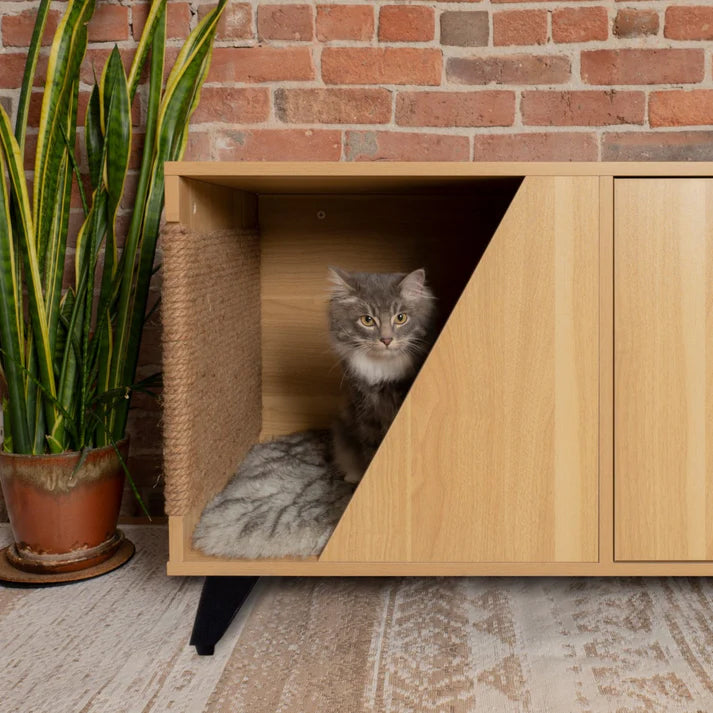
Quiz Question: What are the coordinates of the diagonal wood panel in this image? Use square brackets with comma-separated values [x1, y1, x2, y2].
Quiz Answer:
[320, 176, 599, 563]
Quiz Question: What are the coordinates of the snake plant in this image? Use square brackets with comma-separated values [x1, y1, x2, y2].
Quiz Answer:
[0, 0, 226, 456]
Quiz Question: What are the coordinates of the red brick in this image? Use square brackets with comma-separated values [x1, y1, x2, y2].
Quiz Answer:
[88, 4, 130, 43]
[183, 130, 212, 161]
[133, 3, 194, 41]
[581, 49, 704, 85]
[197, 2, 252, 40]
[650, 90, 713, 127]
[379, 6, 434, 42]
[613, 9, 659, 38]
[22, 132, 37, 170]
[191, 87, 270, 124]
[207, 47, 314, 83]
[118, 172, 140, 215]
[396, 91, 515, 127]
[214, 129, 341, 161]
[258, 4, 313, 41]
[665, 6, 713, 40]
[552, 7, 608, 43]
[440, 11, 489, 47]
[493, 10, 547, 46]
[447, 55, 570, 85]
[473, 132, 598, 161]
[345, 131, 470, 161]
[70, 171, 94, 210]
[492, 0, 589, 3]
[522, 90, 644, 126]
[322, 48, 442, 85]
[2, 8, 60, 47]
[275, 88, 392, 124]
[0, 53, 46, 88]
[317, 5, 374, 41]
[128, 131, 146, 170]
[602, 131, 713, 161]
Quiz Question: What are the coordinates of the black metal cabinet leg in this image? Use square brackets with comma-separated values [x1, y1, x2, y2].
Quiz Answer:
[190, 576, 259, 655]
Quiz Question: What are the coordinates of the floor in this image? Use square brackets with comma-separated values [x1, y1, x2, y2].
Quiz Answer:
[3, 525, 713, 713]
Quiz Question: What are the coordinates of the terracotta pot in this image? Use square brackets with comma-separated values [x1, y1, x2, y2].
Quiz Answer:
[0, 440, 128, 574]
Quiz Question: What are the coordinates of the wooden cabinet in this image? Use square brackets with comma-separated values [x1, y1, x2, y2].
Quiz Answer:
[163, 163, 713, 577]
[614, 179, 713, 562]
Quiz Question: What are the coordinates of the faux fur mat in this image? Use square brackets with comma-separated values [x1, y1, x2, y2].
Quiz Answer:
[192, 430, 355, 559]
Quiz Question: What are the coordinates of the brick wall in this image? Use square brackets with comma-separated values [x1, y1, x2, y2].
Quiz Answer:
[187, 1, 713, 161]
[0, 0, 711, 517]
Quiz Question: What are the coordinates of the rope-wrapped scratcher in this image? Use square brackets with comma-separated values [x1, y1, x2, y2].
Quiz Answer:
[161, 223, 261, 516]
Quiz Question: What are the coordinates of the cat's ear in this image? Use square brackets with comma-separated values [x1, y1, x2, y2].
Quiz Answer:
[399, 268, 428, 300]
[327, 267, 356, 297]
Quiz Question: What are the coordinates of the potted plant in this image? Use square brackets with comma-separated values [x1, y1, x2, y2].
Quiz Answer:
[0, 0, 225, 576]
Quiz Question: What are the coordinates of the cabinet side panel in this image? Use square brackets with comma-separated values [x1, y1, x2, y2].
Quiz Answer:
[321, 176, 599, 563]
[615, 179, 713, 561]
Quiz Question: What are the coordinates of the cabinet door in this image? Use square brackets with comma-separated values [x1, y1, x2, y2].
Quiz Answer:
[321, 176, 599, 563]
[615, 179, 713, 561]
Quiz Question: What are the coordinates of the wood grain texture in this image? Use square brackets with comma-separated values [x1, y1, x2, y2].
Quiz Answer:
[173, 177, 257, 231]
[169, 516, 713, 577]
[164, 161, 713, 192]
[599, 176, 615, 566]
[614, 179, 713, 561]
[320, 176, 600, 563]
[258, 189, 519, 438]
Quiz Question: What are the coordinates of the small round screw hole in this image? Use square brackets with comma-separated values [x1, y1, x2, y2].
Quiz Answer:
[317, 210, 326, 220]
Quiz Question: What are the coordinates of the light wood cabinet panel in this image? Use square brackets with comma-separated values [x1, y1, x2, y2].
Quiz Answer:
[615, 179, 713, 561]
[321, 176, 600, 563]
[163, 163, 713, 578]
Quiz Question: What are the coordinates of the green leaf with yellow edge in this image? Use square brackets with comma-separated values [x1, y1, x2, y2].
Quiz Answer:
[0, 147, 30, 453]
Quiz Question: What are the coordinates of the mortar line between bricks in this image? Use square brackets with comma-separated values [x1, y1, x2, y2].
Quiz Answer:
[195, 123, 713, 136]
[253, 83, 706, 92]
[3, 40, 713, 53]
[196, 124, 702, 135]
[514, 90, 522, 129]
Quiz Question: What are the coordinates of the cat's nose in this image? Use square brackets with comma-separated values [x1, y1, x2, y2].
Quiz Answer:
[380, 337, 393, 347]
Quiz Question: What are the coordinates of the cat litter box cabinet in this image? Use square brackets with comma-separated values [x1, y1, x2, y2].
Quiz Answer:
[162, 163, 713, 584]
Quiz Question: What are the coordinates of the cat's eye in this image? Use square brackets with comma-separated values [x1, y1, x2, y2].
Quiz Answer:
[360, 315, 375, 327]
[394, 313, 408, 325]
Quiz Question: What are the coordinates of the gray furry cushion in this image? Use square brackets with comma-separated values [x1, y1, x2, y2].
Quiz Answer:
[192, 430, 355, 559]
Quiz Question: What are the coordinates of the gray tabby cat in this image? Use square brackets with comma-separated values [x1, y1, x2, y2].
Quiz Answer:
[328, 267, 436, 483]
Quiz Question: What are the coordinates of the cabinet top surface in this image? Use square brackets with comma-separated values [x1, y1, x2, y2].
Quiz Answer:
[166, 161, 713, 179]
[165, 162, 713, 194]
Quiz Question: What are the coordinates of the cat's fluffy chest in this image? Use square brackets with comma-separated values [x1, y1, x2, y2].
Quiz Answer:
[345, 350, 415, 386]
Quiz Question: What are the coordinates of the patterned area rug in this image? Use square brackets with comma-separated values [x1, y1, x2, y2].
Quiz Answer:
[3, 526, 713, 712]
[208, 577, 713, 713]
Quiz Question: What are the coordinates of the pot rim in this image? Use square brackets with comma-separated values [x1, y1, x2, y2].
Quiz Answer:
[0, 437, 129, 461]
